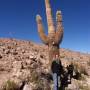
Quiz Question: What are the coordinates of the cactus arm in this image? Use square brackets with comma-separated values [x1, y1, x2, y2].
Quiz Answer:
[36, 15, 48, 45]
[55, 11, 63, 44]
[45, 0, 55, 34]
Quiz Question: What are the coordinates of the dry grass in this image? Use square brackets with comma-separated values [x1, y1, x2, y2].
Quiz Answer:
[78, 82, 90, 90]
[72, 61, 88, 76]
[1, 80, 19, 90]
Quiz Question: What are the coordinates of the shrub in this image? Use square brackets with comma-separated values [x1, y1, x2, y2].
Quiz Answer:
[30, 70, 44, 89]
[80, 67, 88, 76]
[73, 62, 88, 76]
[78, 82, 90, 90]
[1, 80, 19, 90]
[87, 60, 90, 66]
[60, 55, 65, 58]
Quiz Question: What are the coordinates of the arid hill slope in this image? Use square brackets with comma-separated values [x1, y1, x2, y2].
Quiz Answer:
[0, 38, 90, 90]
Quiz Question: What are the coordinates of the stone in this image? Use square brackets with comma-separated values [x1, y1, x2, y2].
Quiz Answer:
[0, 55, 2, 58]
[23, 84, 32, 90]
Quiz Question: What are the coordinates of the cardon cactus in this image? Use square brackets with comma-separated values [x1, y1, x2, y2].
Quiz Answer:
[36, 0, 63, 68]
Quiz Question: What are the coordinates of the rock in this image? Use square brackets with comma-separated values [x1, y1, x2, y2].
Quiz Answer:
[12, 61, 23, 77]
[12, 50, 18, 55]
[0, 54, 2, 58]
[12, 61, 23, 69]
[4, 49, 10, 54]
[23, 84, 32, 90]
[66, 79, 79, 90]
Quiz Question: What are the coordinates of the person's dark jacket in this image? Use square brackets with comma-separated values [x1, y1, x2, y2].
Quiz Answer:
[51, 60, 63, 75]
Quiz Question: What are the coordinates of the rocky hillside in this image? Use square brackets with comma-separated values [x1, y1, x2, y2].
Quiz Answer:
[0, 38, 90, 90]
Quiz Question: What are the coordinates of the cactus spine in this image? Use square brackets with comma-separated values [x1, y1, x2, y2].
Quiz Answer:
[36, 0, 63, 68]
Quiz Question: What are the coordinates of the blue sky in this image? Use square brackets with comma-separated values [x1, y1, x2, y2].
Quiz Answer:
[0, 0, 90, 53]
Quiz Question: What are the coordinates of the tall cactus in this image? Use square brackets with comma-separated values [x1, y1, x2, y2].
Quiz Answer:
[36, 0, 63, 68]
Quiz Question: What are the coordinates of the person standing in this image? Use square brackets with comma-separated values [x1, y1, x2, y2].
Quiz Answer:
[51, 55, 63, 90]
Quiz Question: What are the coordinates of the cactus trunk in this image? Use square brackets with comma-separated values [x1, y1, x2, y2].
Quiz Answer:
[48, 44, 60, 66]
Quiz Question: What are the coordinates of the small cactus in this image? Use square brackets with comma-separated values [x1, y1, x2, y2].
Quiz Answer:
[36, 0, 64, 68]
